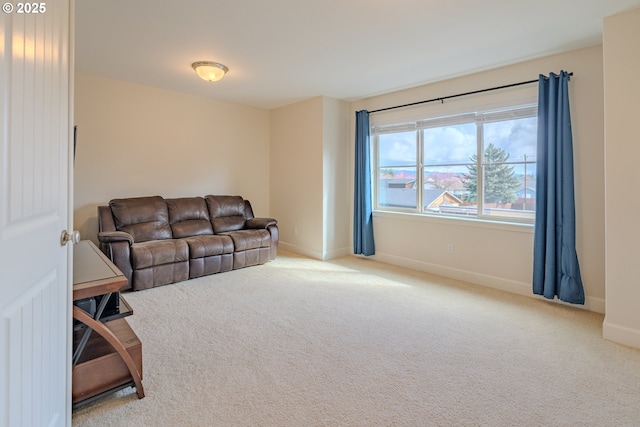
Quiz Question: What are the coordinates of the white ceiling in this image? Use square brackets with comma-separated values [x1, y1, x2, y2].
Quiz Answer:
[75, 0, 640, 110]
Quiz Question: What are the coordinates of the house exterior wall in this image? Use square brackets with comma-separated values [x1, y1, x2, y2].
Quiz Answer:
[350, 45, 606, 312]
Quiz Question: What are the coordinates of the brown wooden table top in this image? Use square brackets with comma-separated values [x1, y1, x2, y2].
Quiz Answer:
[73, 240, 127, 301]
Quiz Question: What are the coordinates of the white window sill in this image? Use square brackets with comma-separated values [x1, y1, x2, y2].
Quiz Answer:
[372, 210, 534, 234]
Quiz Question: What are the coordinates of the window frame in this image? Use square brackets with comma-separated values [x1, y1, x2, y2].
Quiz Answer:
[372, 104, 538, 225]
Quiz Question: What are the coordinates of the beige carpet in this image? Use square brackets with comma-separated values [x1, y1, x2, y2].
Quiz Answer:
[72, 251, 640, 426]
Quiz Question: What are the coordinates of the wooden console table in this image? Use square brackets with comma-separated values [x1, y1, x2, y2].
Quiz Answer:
[72, 240, 144, 408]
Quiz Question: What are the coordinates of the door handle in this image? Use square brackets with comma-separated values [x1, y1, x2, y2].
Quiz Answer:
[60, 230, 81, 246]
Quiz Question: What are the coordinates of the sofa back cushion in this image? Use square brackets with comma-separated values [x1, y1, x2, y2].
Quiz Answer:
[109, 196, 173, 243]
[166, 197, 214, 238]
[205, 195, 247, 233]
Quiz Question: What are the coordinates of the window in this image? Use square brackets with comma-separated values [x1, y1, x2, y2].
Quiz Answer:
[373, 105, 537, 223]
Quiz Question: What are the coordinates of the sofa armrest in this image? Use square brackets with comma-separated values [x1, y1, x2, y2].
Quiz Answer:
[246, 218, 277, 229]
[103, 240, 134, 291]
[267, 224, 278, 260]
[98, 231, 134, 246]
[98, 205, 117, 232]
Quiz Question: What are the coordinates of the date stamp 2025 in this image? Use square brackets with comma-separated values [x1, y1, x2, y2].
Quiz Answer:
[3, 2, 47, 14]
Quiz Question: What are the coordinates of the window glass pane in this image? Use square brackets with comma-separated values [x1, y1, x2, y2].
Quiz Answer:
[378, 131, 416, 167]
[423, 123, 476, 165]
[510, 163, 536, 216]
[484, 117, 537, 163]
[378, 167, 417, 209]
[482, 116, 536, 220]
[482, 163, 534, 220]
[424, 165, 475, 216]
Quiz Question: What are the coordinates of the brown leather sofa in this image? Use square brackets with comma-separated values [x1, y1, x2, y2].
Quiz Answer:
[97, 195, 278, 291]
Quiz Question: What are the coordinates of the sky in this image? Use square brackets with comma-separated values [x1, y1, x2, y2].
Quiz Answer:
[378, 116, 537, 175]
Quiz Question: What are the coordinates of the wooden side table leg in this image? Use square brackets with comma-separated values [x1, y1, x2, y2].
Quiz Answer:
[73, 307, 145, 399]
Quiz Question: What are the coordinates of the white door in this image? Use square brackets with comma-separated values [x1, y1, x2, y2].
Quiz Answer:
[0, 1, 73, 426]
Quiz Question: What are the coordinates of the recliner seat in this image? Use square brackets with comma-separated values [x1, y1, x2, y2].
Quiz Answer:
[205, 195, 273, 269]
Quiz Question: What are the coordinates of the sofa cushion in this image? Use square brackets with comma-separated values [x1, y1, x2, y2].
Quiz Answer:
[182, 235, 234, 258]
[131, 239, 189, 270]
[205, 195, 247, 233]
[223, 229, 271, 251]
[166, 197, 214, 238]
[110, 196, 172, 243]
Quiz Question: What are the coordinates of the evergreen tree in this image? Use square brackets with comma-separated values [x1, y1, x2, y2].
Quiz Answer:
[462, 144, 519, 204]
[380, 168, 395, 178]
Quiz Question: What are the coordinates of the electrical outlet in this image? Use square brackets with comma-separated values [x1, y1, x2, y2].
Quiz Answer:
[447, 243, 454, 254]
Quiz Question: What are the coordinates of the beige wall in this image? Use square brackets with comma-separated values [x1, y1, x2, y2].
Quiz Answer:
[322, 97, 350, 259]
[73, 74, 270, 244]
[603, 8, 640, 348]
[270, 96, 350, 260]
[351, 45, 606, 312]
[270, 97, 325, 258]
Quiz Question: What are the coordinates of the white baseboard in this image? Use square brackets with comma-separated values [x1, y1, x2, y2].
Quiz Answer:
[279, 242, 351, 261]
[323, 247, 351, 260]
[371, 251, 605, 314]
[603, 319, 640, 349]
[279, 242, 323, 260]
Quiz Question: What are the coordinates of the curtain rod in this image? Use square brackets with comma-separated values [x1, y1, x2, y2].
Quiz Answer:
[368, 72, 573, 114]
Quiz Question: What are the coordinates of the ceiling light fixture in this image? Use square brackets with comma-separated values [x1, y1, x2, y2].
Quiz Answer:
[191, 61, 228, 82]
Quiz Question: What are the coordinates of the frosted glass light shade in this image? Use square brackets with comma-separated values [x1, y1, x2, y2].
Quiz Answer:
[192, 61, 228, 82]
